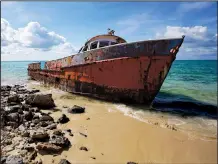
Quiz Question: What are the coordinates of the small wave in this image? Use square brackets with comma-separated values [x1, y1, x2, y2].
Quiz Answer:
[114, 104, 152, 124]
[167, 119, 186, 126]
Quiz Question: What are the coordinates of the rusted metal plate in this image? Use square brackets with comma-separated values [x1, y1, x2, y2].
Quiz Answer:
[28, 54, 174, 104]
[41, 37, 183, 71]
[27, 37, 184, 104]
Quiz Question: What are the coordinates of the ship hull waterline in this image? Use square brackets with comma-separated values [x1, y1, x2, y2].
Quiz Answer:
[28, 37, 184, 105]
[28, 55, 176, 105]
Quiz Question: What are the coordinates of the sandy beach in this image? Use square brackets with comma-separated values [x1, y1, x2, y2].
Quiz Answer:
[1, 1, 217, 163]
[25, 81, 217, 164]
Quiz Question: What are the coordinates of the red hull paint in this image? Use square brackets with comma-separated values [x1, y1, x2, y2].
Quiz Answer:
[28, 36, 185, 105]
[28, 55, 175, 104]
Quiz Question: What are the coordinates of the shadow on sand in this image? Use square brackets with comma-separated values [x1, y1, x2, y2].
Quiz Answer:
[127, 91, 217, 120]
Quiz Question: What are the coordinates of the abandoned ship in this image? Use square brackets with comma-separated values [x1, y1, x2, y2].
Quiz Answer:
[28, 29, 185, 105]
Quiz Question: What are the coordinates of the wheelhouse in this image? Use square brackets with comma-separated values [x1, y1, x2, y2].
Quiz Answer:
[78, 29, 126, 53]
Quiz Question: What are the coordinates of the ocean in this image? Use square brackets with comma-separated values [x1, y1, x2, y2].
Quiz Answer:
[1, 60, 217, 140]
[1, 60, 217, 106]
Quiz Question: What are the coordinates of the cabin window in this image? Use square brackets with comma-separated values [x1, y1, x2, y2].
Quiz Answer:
[83, 45, 88, 52]
[99, 41, 109, 48]
[90, 41, 98, 50]
[110, 42, 117, 45]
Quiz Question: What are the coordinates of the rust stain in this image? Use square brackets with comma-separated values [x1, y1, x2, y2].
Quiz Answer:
[28, 35, 185, 104]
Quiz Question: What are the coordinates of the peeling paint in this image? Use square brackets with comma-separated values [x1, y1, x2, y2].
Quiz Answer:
[28, 36, 185, 104]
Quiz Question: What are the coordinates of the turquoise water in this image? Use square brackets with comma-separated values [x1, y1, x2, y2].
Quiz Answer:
[1, 60, 217, 106]
[158, 60, 217, 106]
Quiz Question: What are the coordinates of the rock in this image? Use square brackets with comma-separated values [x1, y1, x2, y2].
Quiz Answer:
[3, 139, 12, 145]
[19, 149, 28, 157]
[8, 102, 19, 106]
[40, 115, 54, 122]
[4, 126, 12, 132]
[7, 121, 19, 128]
[23, 111, 33, 121]
[90, 157, 96, 160]
[33, 115, 39, 120]
[38, 121, 48, 127]
[18, 124, 26, 131]
[127, 162, 138, 164]
[21, 131, 30, 137]
[24, 145, 35, 151]
[28, 150, 37, 161]
[49, 135, 70, 148]
[59, 159, 71, 164]
[5, 155, 23, 164]
[80, 146, 88, 151]
[5, 105, 21, 113]
[6, 113, 19, 122]
[33, 112, 42, 118]
[36, 142, 62, 153]
[4, 145, 14, 153]
[48, 112, 53, 115]
[165, 124, 177, 131]
[154, 122, 159, 125]
[66, 129, 71, 133]
[22, 104, 31, 111]
[64, 129, 72, 136]
[27, 138, 34, 144]
[86, 117, 90, 120]
[53, 130, 63, 136]
[63, 106, 68, 108]
[30, 107, 40, 113]
[63, 129, 73, 137]
[7, 94, 20, 103]
[29, 89, 40, 94]
[46, 123, 57, 130]
[1, 85, 11, 91]
[68, 105, 85, 114]
[79, 132, 87, 138]
[172, 126, 177, 131]
[26, 94, 55, 108]
[18, 108, 23, 114]
[57, 114, 70, 124]
[1, 156, 7, 163]
[31, 130, 49, 141]
[32, 119, 40, 125]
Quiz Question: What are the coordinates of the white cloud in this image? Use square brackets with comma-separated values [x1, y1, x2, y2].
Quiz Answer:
[156, 26, 207, 40]
[1, 18, 17, 46]
[16, 22, 66, 49]
[156, 25, 217, 59]
[1, 18, 76, 61]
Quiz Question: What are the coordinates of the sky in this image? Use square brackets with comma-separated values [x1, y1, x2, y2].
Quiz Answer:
[1, 1, 217, 61]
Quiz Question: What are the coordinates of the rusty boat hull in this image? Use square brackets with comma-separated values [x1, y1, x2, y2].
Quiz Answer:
[28, 37, 185, 105]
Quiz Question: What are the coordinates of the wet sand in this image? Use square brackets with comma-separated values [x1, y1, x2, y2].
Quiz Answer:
[28, 81, 217, 164]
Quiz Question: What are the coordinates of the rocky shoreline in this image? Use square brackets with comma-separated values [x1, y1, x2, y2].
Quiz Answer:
[1, 84, 216, 164]
[1, 85, 89, 164]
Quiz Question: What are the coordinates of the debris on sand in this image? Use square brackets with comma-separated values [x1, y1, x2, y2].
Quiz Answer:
[68, 105, 85, 114]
